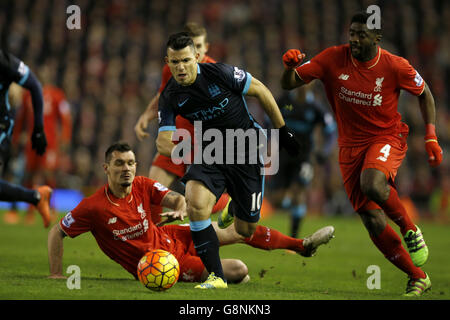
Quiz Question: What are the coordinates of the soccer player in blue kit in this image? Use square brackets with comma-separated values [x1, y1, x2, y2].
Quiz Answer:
[0, 49, 52, 228]
[156, 32, 306, 289]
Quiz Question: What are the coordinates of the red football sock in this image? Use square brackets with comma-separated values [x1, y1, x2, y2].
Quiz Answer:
[211, 193, 230, 214]
[150, 204, 163, 224]
[379, 186, 416, 235]
[244, 225, 304, 252]
[370, 224, 425, 279]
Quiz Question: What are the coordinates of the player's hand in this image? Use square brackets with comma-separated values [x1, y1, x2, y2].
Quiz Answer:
[156, 210, 186, 227]
[424, 124, 443, 168]
[282, 49, 306, 70]
[134, 113, 151, 141]
[278, 125, 301, 157]
[31, 125, 47, 155]
[425, 136, 443, 167]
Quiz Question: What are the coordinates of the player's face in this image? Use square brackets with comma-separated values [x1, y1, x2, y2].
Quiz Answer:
[105, 151, 137, 188]
[349, 22, 380, 61]
[166, 45, 200, 86]
[192, 35, 209, 62]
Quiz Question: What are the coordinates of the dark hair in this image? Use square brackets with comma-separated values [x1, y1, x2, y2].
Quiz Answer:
[351, 11, 382, 35]
[183, 22, 207, 39]
[166, 32, 195, 51]
[105, 142, 132, 163]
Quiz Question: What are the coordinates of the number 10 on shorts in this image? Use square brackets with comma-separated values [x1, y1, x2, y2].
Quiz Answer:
[377, 144, 391, 162]
[251, 192, 262, 212]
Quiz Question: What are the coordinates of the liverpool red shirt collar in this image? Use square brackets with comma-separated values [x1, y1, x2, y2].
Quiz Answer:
[350, 46, 381, 69]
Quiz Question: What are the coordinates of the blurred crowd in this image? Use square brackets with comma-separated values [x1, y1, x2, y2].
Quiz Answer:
[1, 0, 448, 220]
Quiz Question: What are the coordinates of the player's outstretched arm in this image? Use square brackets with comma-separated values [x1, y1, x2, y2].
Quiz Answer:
[135, 93, 161, 141]
[418, 83, 443, 167]
[245, 77, 285, 128]
[47, 223, 67, 279]
[280, 49, 306, 90]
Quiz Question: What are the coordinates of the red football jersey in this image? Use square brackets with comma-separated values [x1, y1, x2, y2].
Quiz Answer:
[14, 85, 72, 150]
[59, 176, 178, 277]
[12, 85, 72, 171]
[295, 44, 425, 147]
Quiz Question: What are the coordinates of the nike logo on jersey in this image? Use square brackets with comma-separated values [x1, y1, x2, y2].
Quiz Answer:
[178, 98, 189, 107]
[338, 74, 349, 80]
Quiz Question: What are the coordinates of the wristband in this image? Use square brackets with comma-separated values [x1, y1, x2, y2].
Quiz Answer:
[425, 124, 436, 137]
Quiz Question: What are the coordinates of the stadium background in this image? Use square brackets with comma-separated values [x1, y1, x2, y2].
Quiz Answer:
[0, 0, 448, 221]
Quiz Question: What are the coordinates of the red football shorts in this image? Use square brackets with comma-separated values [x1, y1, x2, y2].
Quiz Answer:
[339, 135, 407, 213]
[160, 224, 205, 282]
[152, 154, 186, 178]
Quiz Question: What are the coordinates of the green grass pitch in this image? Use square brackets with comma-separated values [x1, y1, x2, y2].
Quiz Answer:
[0, 210, 449, 300]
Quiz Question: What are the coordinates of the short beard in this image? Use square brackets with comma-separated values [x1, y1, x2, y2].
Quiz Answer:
[121, 182, 132, 188]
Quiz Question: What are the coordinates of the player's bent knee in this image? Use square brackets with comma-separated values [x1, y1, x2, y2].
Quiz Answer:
[223, 259, 248, 283]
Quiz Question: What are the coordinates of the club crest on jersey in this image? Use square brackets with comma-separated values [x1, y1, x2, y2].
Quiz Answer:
[208, 83, 221, 98]
[137, 203, 147, 219]
[374, 77, 384, 92]
[338, 74, 349, 80]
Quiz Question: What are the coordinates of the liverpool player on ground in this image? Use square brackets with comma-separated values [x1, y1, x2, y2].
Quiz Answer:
[280, 12, 443, 296]
[47, 142, 334, 283]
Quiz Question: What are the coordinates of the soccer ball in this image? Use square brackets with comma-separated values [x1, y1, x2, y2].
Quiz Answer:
[137, 249, 180, 291]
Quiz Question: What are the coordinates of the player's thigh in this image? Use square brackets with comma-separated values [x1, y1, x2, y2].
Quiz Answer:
[148, 164, 178, 187]
[185, 180, 217, 220]
[339, 146, 379, 213]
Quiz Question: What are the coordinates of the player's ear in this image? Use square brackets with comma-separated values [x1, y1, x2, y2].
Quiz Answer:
[195, 52, 200, 62]
[102, 163, 108, 173]
[164, 56, 169, 64]
[205, 42, 210, 53]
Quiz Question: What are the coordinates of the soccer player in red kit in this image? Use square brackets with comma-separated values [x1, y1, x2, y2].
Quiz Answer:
[134, 23, 230, 223]
[281, 12, 443, 297]
[47, 142, 334, 283]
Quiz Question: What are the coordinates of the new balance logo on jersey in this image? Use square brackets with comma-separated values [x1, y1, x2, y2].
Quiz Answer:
[108, 217, 117, 224]
[373, 94, 383, 106]
[338, 74, 349, 80]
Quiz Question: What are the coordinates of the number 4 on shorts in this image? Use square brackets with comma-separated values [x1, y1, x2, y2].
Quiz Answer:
[377, 144, 391, 162]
